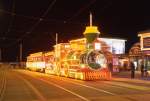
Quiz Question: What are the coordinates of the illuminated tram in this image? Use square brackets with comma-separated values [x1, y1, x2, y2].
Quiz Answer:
[26, 14, 114, 80]
[26, 52, 45, 72]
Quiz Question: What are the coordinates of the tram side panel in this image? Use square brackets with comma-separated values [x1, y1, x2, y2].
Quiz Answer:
[26, 52, 45, 72]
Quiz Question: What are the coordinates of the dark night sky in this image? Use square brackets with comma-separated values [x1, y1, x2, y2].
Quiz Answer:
[0, 0, 150, 61]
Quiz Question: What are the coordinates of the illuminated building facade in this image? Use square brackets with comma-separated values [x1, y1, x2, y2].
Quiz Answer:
[129, 42, 142, 70]
[97, 38, 125, 54]
[138, 32, 150, 70]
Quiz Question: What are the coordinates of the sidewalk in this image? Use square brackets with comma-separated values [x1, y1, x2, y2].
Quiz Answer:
[112, 71, 150, 81]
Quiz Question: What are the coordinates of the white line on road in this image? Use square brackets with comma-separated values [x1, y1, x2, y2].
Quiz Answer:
[17, 70, 146, 101]
[66, 80, 115, 95]
[18, 71, 91, 101]
[18, 70, 116, 96]
[104, 81, 150, 91]
[49, 76, 116, 96]
[17, 75, 48, 101]
[39, 78, 91, 101]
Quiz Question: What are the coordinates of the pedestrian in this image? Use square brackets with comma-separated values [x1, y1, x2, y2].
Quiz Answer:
[141, 61, 144, 78]
[130, 62, 135, 79]
[108, 62, 113, 72]
[123, 63, 127, 71]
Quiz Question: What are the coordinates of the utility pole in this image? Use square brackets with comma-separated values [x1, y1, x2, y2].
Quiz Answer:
[56, 33, 58, 58]
[19, 42, 22, 62]
[19, 42, 22, 68]
[55, 33, 59, 75]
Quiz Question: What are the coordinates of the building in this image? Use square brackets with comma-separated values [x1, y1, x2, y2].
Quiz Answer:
[138, 32, 150, 70]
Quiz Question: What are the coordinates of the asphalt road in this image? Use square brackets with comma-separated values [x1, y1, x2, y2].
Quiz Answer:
[1, 67, 150, 101]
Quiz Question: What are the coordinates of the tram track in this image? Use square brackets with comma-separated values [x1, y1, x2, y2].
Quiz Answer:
[32, 72, 146, 94]
[46, 75, 116, 95]
[16, 70, 91, 101]
[0, 69, 6, 101]
[17, 70, 116, 96]
[16, 70, 142, 101]
[3, 69, 50, 101]
[16, 73, 48, 101]
[44, 72, 150, 93]
[50, 75, 149, 101]
[44, 75, 147, 97]
[18, 70, 115, 95]
[0, 69, 149, 101]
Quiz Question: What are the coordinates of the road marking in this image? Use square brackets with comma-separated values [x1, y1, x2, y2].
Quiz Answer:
[17, 71, 90, 101]
[47, 75, 116, 95]
[19, 69, 150, 92]
[17, 70, 150, 101]
[19, 70, 150, 101]
[67, 80, 115, 95]
[39, 78, 90, 101]
[113, 78, 150, 85]
[17, 70, 116, 95]
[18, 70, 116, 96]
[51, 73, 150, 92]
[17, 75, 47, 101]
[104, 81, 150, 91]
[34, 74, 150, 101]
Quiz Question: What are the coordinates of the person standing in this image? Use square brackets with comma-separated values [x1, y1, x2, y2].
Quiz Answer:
[108, 62, 113, 72]
[141, 61, 144, 78]
[130, 62, 135, 79]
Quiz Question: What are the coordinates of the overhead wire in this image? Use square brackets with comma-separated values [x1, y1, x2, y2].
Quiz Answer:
[3, 0, 107, 47]
[18, 0, 57, 40]
[0, 0, 112, 47]
[0, 8, 83, 25]
[1, 0, 16, 47]
[66, 0, 97, 22]
[2, 0, 15, 38]
[0, 9, 39, 20]
[6, 0, 57, 47]
[7, 0, 15, 33]
[0, 8, 83, 47]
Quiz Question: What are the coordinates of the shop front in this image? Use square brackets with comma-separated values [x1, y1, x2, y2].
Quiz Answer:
[138, 32, 150, 70]
[129, 42, 142, 70]
[142, 51, 150, 70]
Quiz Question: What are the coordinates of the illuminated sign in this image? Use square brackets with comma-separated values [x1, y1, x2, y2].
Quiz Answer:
[138, 33, 150, 51]
[143, 37, 150, 48]
[143, 50, 150, 54]
[99, 38, 125, 54]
